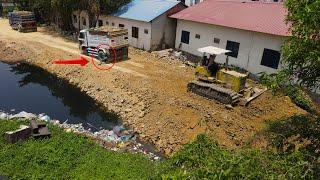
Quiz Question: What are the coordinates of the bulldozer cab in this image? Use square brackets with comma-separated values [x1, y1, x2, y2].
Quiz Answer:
[195, 46, 231, 79]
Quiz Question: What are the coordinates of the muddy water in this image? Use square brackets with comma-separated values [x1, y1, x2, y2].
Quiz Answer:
[0, 61, 121, 131]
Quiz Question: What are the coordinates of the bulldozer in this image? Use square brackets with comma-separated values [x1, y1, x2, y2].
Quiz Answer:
[187, 46, 266, 105]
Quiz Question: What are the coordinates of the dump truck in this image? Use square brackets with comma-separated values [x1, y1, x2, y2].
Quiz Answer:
[8, 11, 37, 32]
[78, 27, 129, 62]
[187, 46, 266, 105]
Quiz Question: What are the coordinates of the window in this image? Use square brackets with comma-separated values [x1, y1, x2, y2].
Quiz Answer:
[82, 17, 86, 26]
[79, 32, 85, 39]
[132, 27, 139, 38]
[98, 20, 103, 27]
[119, 24, 125, 28]
[226, 40, 240, 58]
[195, 34, 200, 39]
[106, 21, 109, 26]
[181, 30, 190, 44]
[111, 22, 115, 26]
[144, 29, 149, 34]
[214, 37, 220, 44]
[260, 48, 280, 69]
[73, 15, 77, 23]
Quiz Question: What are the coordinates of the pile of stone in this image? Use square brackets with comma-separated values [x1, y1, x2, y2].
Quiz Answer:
[151, 49, 198, 67]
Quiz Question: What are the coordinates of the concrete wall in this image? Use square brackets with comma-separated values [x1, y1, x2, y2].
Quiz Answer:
[175, 20, 285, 74]
[151, 13, 177, 50]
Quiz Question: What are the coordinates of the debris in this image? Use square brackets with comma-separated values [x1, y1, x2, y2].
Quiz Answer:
[0, 112, 8, 119]
[5, 125, 32, 144]
[30, 120, 51, 139]
[38, 114, 51, 122]
[10, 111, 37, 119]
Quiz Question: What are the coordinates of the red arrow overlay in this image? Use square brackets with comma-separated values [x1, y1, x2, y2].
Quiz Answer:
[53, 56, 89, 67]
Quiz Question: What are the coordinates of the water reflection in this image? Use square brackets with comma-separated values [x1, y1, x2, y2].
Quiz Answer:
[0, 62, 120, 130]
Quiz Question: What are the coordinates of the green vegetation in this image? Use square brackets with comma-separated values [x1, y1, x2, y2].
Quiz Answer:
[17, 0, 131, 30]
[260, 0, 319, 93]
[1, 119, 320, 179]
[156, 134, 317, 179]
[267, 115, 320, 156]
[282, 0, 320, 90]
[260, 72, 316, 113]
[0, 120, 155, 179]
[284, 86, 316, 114]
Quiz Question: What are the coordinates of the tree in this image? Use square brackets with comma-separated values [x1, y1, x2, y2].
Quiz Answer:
[87, 0, 131, 28]
[282, 0, 320, 90]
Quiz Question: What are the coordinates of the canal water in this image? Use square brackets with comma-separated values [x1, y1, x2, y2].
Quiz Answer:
[0, 61, 121, 131]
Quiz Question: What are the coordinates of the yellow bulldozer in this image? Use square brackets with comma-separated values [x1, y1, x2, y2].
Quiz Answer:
[187, 46, 266, 105]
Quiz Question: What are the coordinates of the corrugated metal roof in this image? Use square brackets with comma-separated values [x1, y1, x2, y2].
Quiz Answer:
[111, 0, 180, 22]
[171, 0, 290, 36]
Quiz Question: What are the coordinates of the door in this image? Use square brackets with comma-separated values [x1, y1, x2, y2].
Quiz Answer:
[131, 26, 139, 48]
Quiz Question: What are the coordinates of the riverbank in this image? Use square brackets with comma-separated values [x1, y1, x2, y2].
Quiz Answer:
[1, 116, 318, 179]
[0, 19, 306, 155]
[0, 109, 161, 161]
[0, 119, 156, 179]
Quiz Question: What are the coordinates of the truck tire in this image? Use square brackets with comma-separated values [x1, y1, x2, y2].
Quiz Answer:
[18, 25, 22, 32]
[81, 47, 88, 55]
[98, 49, 110, 62]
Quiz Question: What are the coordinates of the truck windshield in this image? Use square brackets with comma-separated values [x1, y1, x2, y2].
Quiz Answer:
[79, 33, 85, 39]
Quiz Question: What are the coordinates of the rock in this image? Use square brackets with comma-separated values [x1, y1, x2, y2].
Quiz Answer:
[139, 111, 145, 118]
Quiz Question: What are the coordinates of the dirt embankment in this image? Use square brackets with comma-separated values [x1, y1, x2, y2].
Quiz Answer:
[0, 20, 306, 155]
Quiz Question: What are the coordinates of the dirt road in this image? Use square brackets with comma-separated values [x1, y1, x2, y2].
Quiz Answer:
[0, 19, 305, 155]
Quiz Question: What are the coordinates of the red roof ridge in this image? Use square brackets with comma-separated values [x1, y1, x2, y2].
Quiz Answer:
[211, 0, 285, 5]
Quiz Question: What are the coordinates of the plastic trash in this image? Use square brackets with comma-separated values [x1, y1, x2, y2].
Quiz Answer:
[0, 112, 8, 119]
[113, 125, 125, 136]
[38, 114, 51, 122]
[120, 134, 135, 142]
[10, 111, 37, 119]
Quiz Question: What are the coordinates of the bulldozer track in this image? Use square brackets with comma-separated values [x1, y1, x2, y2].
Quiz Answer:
[187, 80, 241, 105]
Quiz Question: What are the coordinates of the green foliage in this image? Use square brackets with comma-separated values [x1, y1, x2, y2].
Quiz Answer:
[267, 115, 320, 155]
[0, 120, 155, 179]
[259, 70, 289, 94]
[2, 7, 15, 17]
[20, 0, 131, 30]
[266, 115, 320, 176]
[282, 0, 320, 90]
[260, 71, 316, 113]
[284, 85, 316, 113]
[156, 134, 316, 179]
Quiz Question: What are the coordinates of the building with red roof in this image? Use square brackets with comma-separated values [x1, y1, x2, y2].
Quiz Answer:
[171, 0, 290, 74]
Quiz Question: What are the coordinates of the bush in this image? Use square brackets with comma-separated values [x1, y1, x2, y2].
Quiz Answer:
[267, 115, 320, 157]
[285, 86, 315, 113]
[156, 134, 316, 179]
[259, 72, 316, 113]
[2, 7, 14, 18]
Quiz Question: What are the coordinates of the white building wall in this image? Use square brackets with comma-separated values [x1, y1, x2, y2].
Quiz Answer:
[183, 0, 204, 6]
[175, 20, 285, 74]
[151, 13, 177, 50]
[100, 16, 152, 51]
